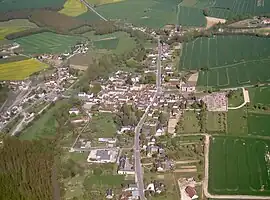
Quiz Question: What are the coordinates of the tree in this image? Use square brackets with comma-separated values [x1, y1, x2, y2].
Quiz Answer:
[158, 112, 168, 125]
[91, 83, 102, 95]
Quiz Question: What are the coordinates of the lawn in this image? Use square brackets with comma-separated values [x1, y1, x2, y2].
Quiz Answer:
[19, 101, 66, 140]
[0, 19, 38, 40]
[80, 0, 178, 28]
[180, 35, 270, 88]
[59, 0, 88, 17]
[180, 111, 200, 133]
[248, 113, 270, 137]
[84, 174, 125, 187]
[0, 58, 48, 80]
[93, 38, 119, 50]
[248, 86, 270, 106]
[227, 108, 248, 136]
[206, 111, 226, 133]
[82, 113, 117, 138]
[209, 136, 270, 196]
[14, 32, 85, 54]
[228, 89, 244, 107]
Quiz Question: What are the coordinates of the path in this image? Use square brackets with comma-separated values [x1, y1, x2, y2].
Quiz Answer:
[80, 0, 108, 21]
[228, 87, 250, 110]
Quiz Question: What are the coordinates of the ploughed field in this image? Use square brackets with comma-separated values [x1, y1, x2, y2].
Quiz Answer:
[14, 32, 85, 54]
[179, 35, 270, 88]
[209, 136, 270, 196]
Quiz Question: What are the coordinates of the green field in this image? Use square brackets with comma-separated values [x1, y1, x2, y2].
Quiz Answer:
[0, 19, 38, 40]
[206, 112, 226, 133]
[83, 31, 137, 54]
[59, 0, 87, 16]
[179, 35, 270, 88]
[180, 111, 200, 133]
[248, 86, 270, 106]
[177, 5, 206, 27]
[0, 0, 65, 11]
[86, 0, 124, 6]
[209, 136, 270, 196]
[80, 0, 178, 28]
[248, 113, 270, 136]
[228, 89, 244, 107]
[14, 32, 85, 54]
[227, 108, 248, 135]
[0, 58, 48, 80]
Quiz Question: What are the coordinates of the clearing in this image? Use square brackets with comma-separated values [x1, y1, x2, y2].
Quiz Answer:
[59, 0, 88, 17]
[209, 136, 270, 196]
[0, 58, 48, 80]
[178, 111, 200, 134]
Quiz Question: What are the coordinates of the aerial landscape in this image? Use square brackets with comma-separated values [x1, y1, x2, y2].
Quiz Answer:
[0, 0, 270, 200]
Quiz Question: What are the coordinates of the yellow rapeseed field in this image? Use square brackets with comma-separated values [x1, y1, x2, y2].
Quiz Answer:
[0, 59, 48, 80]
[59, 0, 88, 17]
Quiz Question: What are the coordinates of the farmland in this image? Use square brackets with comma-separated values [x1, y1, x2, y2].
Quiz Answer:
[81, 0, 178, 28]
[248, 113, 270, 136]
[177, 111, 200, 133]
[227, 108, 248, 135]
[86, 0, 123, 6]
[248, 86, 270, 106]
[0, 0, 65, 11]
[206, 112, 226, 133]
[0, 19, 38, 40]
[59, 0, 88, 16]
[0, 58, 48, 80]
[177, 5, 206, 27]
[209, 136, 270, 196]
[83, 31, 137, 54]
[179, 35, 270, 88]
[14, 32, 85, 54]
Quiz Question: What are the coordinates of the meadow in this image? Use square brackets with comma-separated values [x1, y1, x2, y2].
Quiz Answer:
[248, 86, 270, 106]
[86, 0, 123, 6]
[179, 111, 200, 133]
[179, 35, 270, 88]
[206, 112, 226, 133]
[14, 32, 85, 54]
[80, 0, 178, 28]
[209, 136, 270, 196]
[248, 113, 270, 136]
[0, 0, 65, 11]
[83, 31, 137, 54]
[0, 19, 38, 40]
[227, 108, 248, 136]
[0, 58, 48, 80]
[59, 0, 88, 17]
[177, 5, 206, 27]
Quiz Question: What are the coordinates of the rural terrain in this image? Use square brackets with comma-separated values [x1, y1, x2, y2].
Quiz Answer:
[0, 0, 270, 200]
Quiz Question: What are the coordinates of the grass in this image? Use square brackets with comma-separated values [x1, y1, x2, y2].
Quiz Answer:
[180, 35, 270, 88]
[84, 174, 125, 187]
[177, 5, 206, 27]
[0, 58, 48, 80]
[19, 101, 66, 140]
[209, 136, 270, 196]
[0, 19, 38, 40]
[227, 108, 248, 135]
[181, 111, 200, 133]
[248, 86, 270, 106]
[248, 113, 270, 137]
[86, 0, 124, 6]
[82, 113, 117, 138]
[59, 0, 88, 17]
[14, 32, 85, 55]
[206, 111, 226, 133]
[228, 89, 244, 107]
[83, 31, 137, 54]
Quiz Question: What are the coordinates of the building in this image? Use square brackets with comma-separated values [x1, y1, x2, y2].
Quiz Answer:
[117, 155, 135, 175]
[106, 189, 114, 199]
[69, 108, 80, 115]
[181, 84, 196, 92]
[185, 186, 198, 200]
[87, 149, 118, 163]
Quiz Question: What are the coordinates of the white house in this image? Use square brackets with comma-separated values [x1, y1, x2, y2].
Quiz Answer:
[181, 84, 196, 92]
[69, 108, 80, 115]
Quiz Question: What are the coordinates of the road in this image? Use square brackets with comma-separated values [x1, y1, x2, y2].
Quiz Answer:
[228, 87, 250, 110]
[156, 38, 162, 94]
[134, 93, 157, 200]
[10, 112, 27, 136]
[80, 0, 108, 21]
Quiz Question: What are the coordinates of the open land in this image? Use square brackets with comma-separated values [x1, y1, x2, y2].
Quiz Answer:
[228, 89, 244, 107]
[14, 32, 85, 54]
[179, 35, 270, 88]
[59, 0, 88, 17]
[248, 113, 270, 137]
[209, 136, 270, 196]
[0, 19, 38, 40]
[0, 0, 65, 11]
[178, 111, 200, 133]
[248, 86, 270, 106]
[177, 5, 206, 27]
[86, 0, 124, 6]
[0, 58, 48, 80]
[206, 111, 226, 133]
[227, 108, 248, 136]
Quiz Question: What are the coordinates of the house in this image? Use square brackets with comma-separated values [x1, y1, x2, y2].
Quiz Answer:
[117, 155, 135, 175]
[185, 186, 198, 199]
[106, 189, 114, 199]
[181, 84, 195, 92]
[155, 124, 165, 137]
[69, 108, 80, 115]
[146, 181, 165, 194]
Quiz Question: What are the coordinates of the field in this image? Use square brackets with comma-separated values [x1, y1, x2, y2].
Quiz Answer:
[208, 136, 270, 196]
[248, 86, 270, 106]
[227, 108, 248, 135]
[248, 113, 270, 136]
[179, 35, 270, 88]
[83, 31, 137, 54]
[14, 32, 85, 54]
[0, 19, 38, 40]
[177, 5, 206, 27]
[0, 58, 48, 80]
[228, 89, 244, 107]
[206, 112, 226, 133]
[59, 0, 87, 17]
[86, 0, 123, 6]
[0, 0, 65, 11]
[80, 0, 178, 28]
[179, 111, 200, 133]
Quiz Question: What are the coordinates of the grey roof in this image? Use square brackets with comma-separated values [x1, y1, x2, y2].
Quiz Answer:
[97, 150, 110, 160]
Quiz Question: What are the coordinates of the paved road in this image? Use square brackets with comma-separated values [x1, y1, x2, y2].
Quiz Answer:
[10, 112, 26, 136]
[134, 93, 156, 200]
[80, 0, 108, 21]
